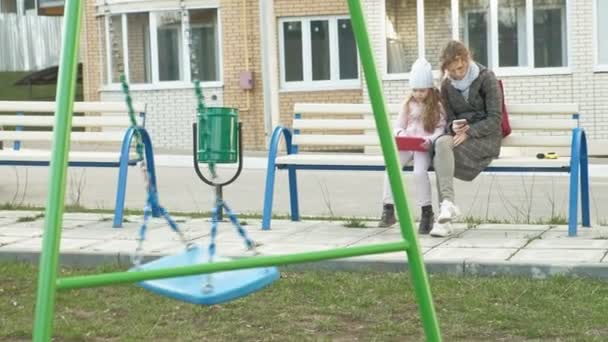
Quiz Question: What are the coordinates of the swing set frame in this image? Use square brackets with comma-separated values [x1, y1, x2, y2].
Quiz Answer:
[32, 0, 442, 340]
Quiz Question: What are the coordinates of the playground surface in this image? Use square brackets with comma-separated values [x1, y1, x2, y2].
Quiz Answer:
[1, 210, 608, 279]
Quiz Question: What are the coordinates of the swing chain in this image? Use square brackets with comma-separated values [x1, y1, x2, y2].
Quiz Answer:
[181, 1, 218, 179]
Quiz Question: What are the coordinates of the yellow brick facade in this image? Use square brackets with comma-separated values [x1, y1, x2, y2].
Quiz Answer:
[80, 0, 362, 151]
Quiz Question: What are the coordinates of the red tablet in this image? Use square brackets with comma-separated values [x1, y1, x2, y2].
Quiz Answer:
[395, 136, 428, 152]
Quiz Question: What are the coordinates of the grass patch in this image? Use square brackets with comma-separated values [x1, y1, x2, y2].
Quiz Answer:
[536, 215, 569, 225]
[2, 262, 608, 341]
[15, 213, 44, 223]
[459, 215, 509, 229]
[343, 218, 367, 228]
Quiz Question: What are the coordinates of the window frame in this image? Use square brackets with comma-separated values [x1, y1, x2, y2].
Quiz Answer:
[382, 0, 572, 81]
[278, 15, 361, 92]
[102, 6, 223, 91]
[594, 0, 608, 72]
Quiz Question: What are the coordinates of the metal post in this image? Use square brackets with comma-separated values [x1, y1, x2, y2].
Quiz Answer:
[215, 185, 223, 221]
[345, 0, 441, 340]
[32, 0, 83, 340]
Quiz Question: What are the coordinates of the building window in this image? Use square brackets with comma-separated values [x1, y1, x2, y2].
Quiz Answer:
[0, 0, 36, 15]
[127, 13, 151, 84]
[190, 9, 220, 82]
[533, 0, 567, 68]
[596, 0, 608, 68]
[385, 0, 418, 74]
[498, 0, 527, 67]
[104, 8, 220, 86]
[386, 0, 569, 78]
[279, 16, 359, 90]
[461, 0, 490, 67]
[0, 0, 17, 13]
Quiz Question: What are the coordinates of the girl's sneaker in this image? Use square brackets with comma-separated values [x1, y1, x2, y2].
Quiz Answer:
[430, 221, 453, 237]
[437, 200, 461, 223]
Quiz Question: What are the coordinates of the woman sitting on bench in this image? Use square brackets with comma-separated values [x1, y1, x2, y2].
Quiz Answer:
[429, 40, 503, 238]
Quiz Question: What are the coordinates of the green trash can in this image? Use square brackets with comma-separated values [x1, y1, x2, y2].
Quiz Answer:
[197, 107, 239, 164]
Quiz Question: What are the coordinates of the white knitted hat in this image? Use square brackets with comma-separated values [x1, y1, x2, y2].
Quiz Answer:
[409, 58, 434, 89]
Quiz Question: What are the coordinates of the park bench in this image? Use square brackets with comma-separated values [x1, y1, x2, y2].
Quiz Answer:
[262, 102, 590, 237]
[0, 100, 148, 227]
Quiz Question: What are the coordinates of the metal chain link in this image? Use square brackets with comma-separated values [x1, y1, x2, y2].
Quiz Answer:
[181, 1, 218, 179]
[104, 1, 192, 264]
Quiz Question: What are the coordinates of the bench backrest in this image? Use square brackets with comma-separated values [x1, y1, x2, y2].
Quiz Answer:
[0, 101, 145, 145]
[291, 103, 579, 153]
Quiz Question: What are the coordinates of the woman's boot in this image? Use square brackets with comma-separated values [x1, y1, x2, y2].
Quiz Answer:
[418, 205, 434, 234]
[378, 203, 396, 227]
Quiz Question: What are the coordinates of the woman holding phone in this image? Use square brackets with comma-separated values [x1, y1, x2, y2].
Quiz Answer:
[429, 40, 503, 237]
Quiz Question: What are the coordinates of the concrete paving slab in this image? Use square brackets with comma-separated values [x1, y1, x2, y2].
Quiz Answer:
[0, 237, 99, 251]
[442, 238, 529, 249]
[276, 230, 373, 246]
[0, 236, 27, 246]
[541, 229, 608, 240]
[459, 229, 543, 240]
[475, 223, 552, 231]
[0, 217, 20, 227]
[526, 238, 608, 249]
[424, 247, 516, 262]
[62, 213, 113, 221]
[0, 211, 44, 219]
[60, 227, 123, 240]
[0, 226, 42, 238]
[82, 239, 138, 253]
[257, 243, 341, 255]
[510, 249, 606, 263]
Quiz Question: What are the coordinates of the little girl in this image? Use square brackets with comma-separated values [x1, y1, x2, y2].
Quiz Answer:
[379, 58, 446, 234]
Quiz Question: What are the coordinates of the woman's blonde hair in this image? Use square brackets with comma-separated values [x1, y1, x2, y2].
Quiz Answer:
[439, 40, 471, 78]
[405, 88, 442, 133]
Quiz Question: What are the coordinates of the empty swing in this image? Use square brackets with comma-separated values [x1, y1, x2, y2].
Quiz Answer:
[125, 3, 279, 305]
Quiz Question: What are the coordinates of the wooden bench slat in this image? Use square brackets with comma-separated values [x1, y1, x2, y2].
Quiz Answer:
[506, 103, 579, 115]
[501, 135, 571, 147]
[293, 134, 376, 146]
[293, 103, 579, 117]
[293, 119, 375, 130]
[0, 101, 146, 113]
[293, 134, 571, 147]
[0, 131, 126, 142]
[293, 118, 577, 131]
[0, 149, 135, 162]
[508, 119, 577, 130]
[275, 154, 570, 168]
[294, 103, 401, 115]
[0, 115, 134, 127]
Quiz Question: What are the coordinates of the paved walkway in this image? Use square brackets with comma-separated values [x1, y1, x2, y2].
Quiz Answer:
[1, 210, 607, 279]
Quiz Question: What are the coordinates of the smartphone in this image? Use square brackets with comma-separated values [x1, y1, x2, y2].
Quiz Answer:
[452, 119, 467, 127]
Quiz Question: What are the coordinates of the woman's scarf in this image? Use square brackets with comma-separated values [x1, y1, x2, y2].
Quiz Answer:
[449, 62, 480, 100]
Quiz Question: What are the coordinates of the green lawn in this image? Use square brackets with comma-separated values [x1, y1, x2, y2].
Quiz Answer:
[2, 262, 608, 341]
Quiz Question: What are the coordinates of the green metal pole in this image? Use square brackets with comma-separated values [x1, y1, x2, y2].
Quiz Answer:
[345, 0, 441, 340]
[57, 241, 409, 290]
[32, 0, 83, 340]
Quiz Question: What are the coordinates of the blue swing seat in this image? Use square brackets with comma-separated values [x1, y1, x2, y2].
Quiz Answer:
[131, 245, 280, 305]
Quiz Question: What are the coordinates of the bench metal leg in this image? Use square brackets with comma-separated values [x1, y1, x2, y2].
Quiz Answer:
[288, 165, 300, 222]
[113, 127, 137, 228]
[262, 126, 295, 230]
[568, 157, 579, 237]
[568, 128, 590, 237]
[262, 160, 277, 231]
[580, 130, 591, 228]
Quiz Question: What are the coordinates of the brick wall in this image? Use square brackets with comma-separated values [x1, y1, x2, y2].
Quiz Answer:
[220, 0, 267, 150]
[100, 87, 224, 151]
[275, 0, 363, 126]
[81, 0, 102, 101]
